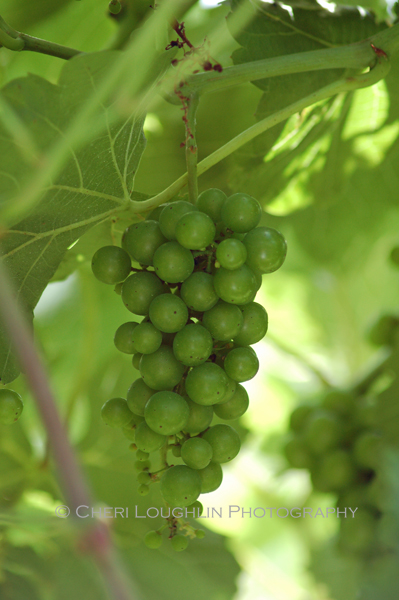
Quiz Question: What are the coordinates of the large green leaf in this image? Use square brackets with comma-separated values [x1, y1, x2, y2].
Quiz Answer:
[0, 51, 147, 383]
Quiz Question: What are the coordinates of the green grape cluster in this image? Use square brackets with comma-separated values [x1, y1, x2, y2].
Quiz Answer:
[285, 390, 386, 555]
[92, 189, 287, 548]
[0, 389, 23, 425]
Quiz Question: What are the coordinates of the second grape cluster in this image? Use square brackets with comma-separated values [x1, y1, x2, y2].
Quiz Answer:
[92, 189, 287, 546]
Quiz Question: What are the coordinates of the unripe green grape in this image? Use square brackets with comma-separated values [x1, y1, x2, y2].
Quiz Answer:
[144, 530, 163, 549]
[136, 450, 150, 461]
[131, 322, 162, 354]
[127, 378, 154, 416]
[149, 294, 188, 333]
[135, 422, 166, 453]
[216, 376, 237, 404]
[108, 0, 122, 15]
[146, 203, 169, 221]
[195, 529, 205, 539]
[122, 220, 167, 265]
[303, 410, 342, 454]
[183, 397, 214, 434]
[202, 301, 243, 341]
[91, 246, 131, 284]
[197, 461, 223, 493]
[202, 424, 240, 463]
[187, 500, 203, 516]
[0, 389, 23, 425]
[172, 445, 182, 457]
[144, 391, 189, 435]
[114, 282, 123, 295]
[173, 324, 213, 367]
[153, 241, 194, 283]
[101, 398, 133, 428]
[180, 272, 218, 312]
[216, 238, 247, 270]
[244, 227, 287, 274]
[312, 449, 356, 492]
[181, 437, 213, 470]
[137, 472, 151, 484]
[139, 345, 185, 391]
[132, 353, 142, 370]
[232, 302, 268, 346]
[122, 413, 144, 441]
[353, 431, 381, 469]
[114, 322, 138, 354]
[134, 459, 151, 472]
[185, 363, 228, 406]
[175, 211, 216, 250]
[213, 265, 258, 305]
[224, 346, 259, 382]
[289, 404, 313, 432]
[284, 436, 313, 469]
[160, 465, 202, 507]
[138, 484, 150, 496]
[221, 193, 262, 233]
[197, 188, 227, 222]
[214, 383, 249, 419]
[122, 272, 164, 315]
[171, 535, 188, 552]
[159, 201, 198, 240]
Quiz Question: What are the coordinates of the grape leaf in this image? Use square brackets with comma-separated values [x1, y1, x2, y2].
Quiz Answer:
[0, 51, 147, 384]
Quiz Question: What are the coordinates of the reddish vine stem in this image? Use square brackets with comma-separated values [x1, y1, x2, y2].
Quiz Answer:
[0, 258, 137, 600]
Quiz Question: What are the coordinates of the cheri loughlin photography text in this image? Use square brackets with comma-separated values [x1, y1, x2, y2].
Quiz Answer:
[55, 505, 360, 519]
[1, 0, 399, 599]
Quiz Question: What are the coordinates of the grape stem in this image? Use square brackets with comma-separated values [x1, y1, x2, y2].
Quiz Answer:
[0, 258, 137, 600]
[185, 93, 200, 205]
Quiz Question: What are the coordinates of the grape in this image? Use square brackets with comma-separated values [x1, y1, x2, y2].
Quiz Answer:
[91, 246, 131, 284]
[202, 424, 240, 463]
[101, 398, 133, 428]
[202, 301, 243, 341]
[135, 422, 166, 453]
[132, 353, 142, 370]
[175, 211, 216, 250]
[153, 241, 194, 283]
[121, 272, 164, 315]
[144, 391, 189, 435]
[213, 383, 249, 419]
[289, 404, 313, 432]
[171, 535, 188, 552]
[137, 472, 151, 484]
[232, 302, 268, 346]
[216, 376, 237, 404]
[145, 203, 169, 221]
[221, 193, 262, 233]
[197, 188, 227, 222]
[122, 220, 167, 265]
[149, 294, 188, 333]
[127, 378, 154, 416]
[185, 363, 228, 406]
[135, 459, 151, 472]
[173, 324, 213, 366]
[197, 461, 223, 493]
[224, 347, 259, 382]
[138, 484, 150, 496]
[322, 390, 355, 416]
[0, 389, 23, 425]
[172, 445, 181, 457]
[114, 282, 123, 295]
[159, 201, 198, 240]
[312, 449, 356, 492]
[136, 450, 150, 461]
[114, 322, 138, 354]
[122, 413, 144, 440]
[195, 529, 205, 539]
[303, 410, 342, 454]
[213, 265, 258, 305]
[131, 322, 162, 355]
[284, 437, 313, 469]
[160, 465, 202, 506]
[353, 432, 381, 469]
[180, 272, 218, 312]
[183, 397, 213, 434]
[139, 345, 185, 391]
[144, 530, 163, 549]
[108, 0, 122, 14]
[181, 437, 213, 470]
[216, 238, 247, 270]
[188, 500, 203, 516]
[244, 227, 287, 274]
